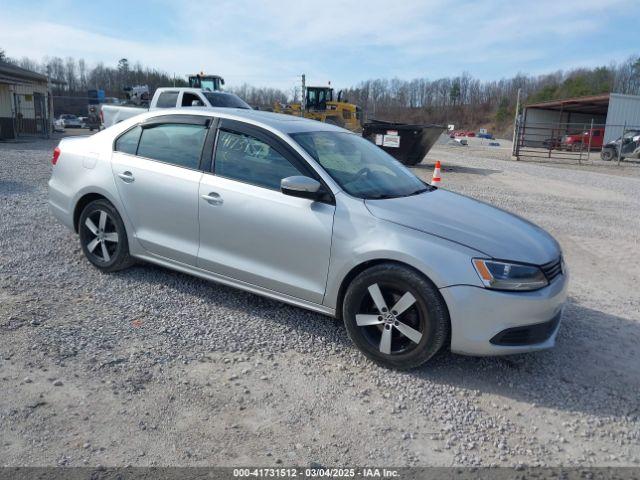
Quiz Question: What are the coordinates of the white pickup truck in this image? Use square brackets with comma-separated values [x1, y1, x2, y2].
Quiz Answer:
[101, 87, 251, 128]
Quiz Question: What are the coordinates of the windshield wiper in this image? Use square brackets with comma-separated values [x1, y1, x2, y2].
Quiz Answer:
[366, 194, 398, 200]
[365, 187, 431, 200]
[366, 189, 428, 200]
[405, 187, 429, 196]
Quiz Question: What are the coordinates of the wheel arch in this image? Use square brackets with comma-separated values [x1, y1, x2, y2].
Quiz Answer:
[73, 193, 108, 232]
[334, 258, 450, 322]
[72, 189, 125, 233]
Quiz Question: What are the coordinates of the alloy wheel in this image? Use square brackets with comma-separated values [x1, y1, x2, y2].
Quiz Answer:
[355, 283, 425, 355]
[83, 209, 119, 263]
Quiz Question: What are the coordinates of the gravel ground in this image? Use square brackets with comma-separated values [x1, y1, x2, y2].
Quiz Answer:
[1, 135, 639, 467]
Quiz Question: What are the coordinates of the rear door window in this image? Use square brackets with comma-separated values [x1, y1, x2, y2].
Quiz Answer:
[155, 91, 179, 108]
[137, 124, 207, 170]
[181, 92, 204, 107]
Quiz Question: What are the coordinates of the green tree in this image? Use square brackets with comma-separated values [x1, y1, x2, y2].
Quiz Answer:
[117, 58, 130, 87]
[449, 81, 461, 105]
[527, 84, 560, 103]
[591, 66, 613, 93]
[561, 74, 592, 97]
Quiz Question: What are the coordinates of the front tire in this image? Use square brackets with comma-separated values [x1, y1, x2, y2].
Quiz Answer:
[342, 263, 449, 370]
[600, 148, 615, 161]
[78, 199, 134, 272]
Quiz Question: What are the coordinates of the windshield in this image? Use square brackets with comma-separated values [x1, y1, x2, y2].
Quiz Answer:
[203, 92, 251, 109]
[291, 131, 430, 199]
[199, 79, 218, 92]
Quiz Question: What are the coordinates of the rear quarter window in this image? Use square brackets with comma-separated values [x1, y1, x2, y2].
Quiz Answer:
[114, 126, 142, 155]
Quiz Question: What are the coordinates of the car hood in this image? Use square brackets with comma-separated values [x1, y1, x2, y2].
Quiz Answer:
[365, 189, 560, 265]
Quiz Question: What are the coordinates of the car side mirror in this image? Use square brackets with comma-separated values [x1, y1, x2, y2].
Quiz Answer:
[281, 176, 323, 201]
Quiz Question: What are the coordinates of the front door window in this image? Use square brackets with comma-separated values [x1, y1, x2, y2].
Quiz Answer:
[214, 130, 303, 190]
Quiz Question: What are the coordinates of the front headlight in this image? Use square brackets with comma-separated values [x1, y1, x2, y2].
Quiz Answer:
[472, 259, 548, 291]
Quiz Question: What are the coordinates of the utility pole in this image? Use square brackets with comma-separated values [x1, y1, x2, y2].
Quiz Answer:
[587, 118, 594, 163]
[618, 121, 626, 166]
[511, 88, 521, 159]
[301, 73, 306, 115]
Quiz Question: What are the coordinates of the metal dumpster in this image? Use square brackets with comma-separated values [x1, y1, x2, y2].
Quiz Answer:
[362, 119, 446, 166]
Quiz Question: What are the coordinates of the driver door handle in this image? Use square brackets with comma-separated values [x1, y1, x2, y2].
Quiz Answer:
[117, 171, 135, 183]
[201, 192, 224, 206]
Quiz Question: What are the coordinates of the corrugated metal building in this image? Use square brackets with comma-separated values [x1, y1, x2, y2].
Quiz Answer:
[605, 93, 640, 143]
[520, 93, 640, 147]
[0, 61, 51, 140]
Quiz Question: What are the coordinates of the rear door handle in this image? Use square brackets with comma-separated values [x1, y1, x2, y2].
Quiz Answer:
[201, 192, 223, 205]
[117, 171, 135, 183]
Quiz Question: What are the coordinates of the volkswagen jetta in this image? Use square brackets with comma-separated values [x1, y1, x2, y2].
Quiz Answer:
[49, 108, 568, 369]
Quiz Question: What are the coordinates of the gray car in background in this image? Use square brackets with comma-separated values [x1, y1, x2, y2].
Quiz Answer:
[48, 108, 568, 369]
[59, 114, 83, 129]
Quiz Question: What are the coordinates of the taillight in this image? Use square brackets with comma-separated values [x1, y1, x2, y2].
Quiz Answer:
[52, 146, 61, 165]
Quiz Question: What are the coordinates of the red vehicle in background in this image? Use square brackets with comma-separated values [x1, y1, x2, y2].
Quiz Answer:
[448, 130, 482, 138]
[561, 127, 605, 151]
[450, 130, 468, 137]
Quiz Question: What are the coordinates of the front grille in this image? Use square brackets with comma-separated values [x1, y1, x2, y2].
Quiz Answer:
[490, 312, 561, 346]
[541, 256, 563, 282]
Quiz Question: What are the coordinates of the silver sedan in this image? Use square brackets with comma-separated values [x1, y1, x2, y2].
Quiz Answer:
[48, 108, 568, 369]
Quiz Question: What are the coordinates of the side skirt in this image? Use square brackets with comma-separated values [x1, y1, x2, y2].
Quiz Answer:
[133, 252, 337, 317]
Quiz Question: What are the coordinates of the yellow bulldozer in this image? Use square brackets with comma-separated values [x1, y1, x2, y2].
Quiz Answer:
[274, 86, 361, 132]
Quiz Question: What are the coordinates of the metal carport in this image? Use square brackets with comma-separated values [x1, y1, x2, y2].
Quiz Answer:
[514, 93, 640, 162]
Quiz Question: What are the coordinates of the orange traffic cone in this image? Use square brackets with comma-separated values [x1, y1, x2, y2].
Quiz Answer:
[431, 160, 442, 186]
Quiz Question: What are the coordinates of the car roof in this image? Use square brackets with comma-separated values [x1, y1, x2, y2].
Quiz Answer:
[202, 91, 238, 97]
[142, 107, 348, 134]
[158, 87, 238, 96]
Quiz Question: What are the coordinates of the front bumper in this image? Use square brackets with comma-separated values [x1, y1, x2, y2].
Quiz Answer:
[440, 273, 568, 356]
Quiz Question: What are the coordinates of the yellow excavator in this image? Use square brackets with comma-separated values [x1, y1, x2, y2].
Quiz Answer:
[274, 86, 361, 132]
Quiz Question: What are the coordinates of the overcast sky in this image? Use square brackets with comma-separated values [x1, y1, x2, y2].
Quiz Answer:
[1, 0, 638, 90]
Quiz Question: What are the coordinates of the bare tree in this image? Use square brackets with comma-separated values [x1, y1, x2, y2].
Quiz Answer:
[65, 57, 77, 92]
[1, 46, 637, 130]
[78, 58, 87, 90]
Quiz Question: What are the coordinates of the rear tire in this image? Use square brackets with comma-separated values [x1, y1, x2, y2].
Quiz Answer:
[342, 263, 449, 370]
[78, 199, 134, 272]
